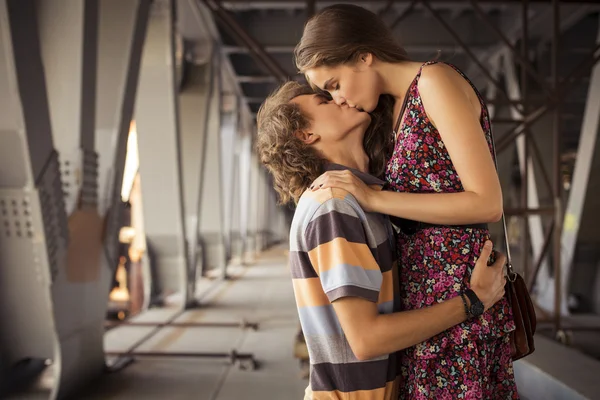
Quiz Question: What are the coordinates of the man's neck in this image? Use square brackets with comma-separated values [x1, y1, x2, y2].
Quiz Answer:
[326, 148, 369, 173]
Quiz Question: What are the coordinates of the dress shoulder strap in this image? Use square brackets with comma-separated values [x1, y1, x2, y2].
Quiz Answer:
[393, 60, 440, 135]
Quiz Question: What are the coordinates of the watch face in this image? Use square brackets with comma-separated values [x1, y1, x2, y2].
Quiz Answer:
[472, 302, 485, 317]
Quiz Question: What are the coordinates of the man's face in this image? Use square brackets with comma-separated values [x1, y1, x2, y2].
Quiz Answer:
[290, 93, 371, 147]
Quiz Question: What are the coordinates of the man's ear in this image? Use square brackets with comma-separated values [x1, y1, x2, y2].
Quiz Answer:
[294, 130, 320, 145]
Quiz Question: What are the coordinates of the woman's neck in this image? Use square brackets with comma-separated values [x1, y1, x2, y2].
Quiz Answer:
[377, 60, 424, 104]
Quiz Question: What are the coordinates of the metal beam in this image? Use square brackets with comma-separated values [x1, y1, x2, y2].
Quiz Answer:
[468, 4, 597, 86]
[203, 0, 288, 81]
[390, 0, 418, 30]
[496, 43, 600, 153]
[558, 15, 600, 317]
[222, 44, 486, 55]
[219, 0, 600, 5]
[468, 0, 553, 98]
[236, 75, 278, 83]
[420, 0, 522, 116]
[551, 0, 563, 329]
[0, 2, 59, 395]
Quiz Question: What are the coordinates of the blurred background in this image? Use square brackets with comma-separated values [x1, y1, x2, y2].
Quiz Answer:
[0, 0, 599, 399]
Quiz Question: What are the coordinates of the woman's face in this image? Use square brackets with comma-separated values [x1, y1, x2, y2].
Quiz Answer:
[305, 55, 381, 113]
[290, 93, 371, 144]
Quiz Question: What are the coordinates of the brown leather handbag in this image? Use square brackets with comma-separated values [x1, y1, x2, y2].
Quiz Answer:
[491, 128, 537, 361]
[500, 216, 537, 361]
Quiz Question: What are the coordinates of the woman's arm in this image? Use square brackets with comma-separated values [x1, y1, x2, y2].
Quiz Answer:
[311, 64, 503, 225]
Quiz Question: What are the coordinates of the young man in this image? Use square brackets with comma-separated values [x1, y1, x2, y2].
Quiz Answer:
[256, 82, 506, 400]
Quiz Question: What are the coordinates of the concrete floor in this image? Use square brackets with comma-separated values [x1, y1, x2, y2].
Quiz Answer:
[82, 247, 307, 400]
[72, 245, 600, 400]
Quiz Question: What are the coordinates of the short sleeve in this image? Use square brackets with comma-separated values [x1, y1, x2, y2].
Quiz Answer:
[304, 197, 382, 303]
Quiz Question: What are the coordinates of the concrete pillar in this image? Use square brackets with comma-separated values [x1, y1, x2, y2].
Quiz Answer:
[255, 168, 269, 252]
[246, 147, 260, 262]
[0, 1, 60, 393]
[220, 112, 237, 262]
[230, 150, 242, 260]
[559, 19, 600, 314]
[135, 0, 188, 305]
[36, 0, 113, 396]
[237, 132, 252, 263]
[197, 53, 226, 277]
[96, 0, 150, 279]
[179, 62, 213, 298]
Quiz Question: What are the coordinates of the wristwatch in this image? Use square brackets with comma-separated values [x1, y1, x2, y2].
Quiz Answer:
[463, 289, 484, 318]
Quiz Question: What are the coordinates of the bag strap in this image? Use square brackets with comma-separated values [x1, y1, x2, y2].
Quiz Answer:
[488, 115, 516, 282]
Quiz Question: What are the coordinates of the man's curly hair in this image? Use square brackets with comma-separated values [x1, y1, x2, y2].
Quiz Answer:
[256, 81, 393, 205]
[256, 82, 324, 205]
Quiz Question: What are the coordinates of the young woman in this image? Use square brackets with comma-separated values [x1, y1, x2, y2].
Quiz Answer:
[294, 4, 518, 399]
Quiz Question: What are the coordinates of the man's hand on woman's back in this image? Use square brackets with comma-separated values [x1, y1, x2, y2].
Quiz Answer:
[470, 241, 507, 311]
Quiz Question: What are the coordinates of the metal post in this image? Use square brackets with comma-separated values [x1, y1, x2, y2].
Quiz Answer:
[521, 0, 530, 280]
[528, 218, 555, 291]
[528, 136, 554, 197]
[552, 0, 563, 334]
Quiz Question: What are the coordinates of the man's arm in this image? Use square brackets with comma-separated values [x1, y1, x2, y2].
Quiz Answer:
[333, 241, 506, 361]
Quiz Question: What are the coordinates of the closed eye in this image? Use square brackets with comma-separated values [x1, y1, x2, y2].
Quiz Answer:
[315, 93, 332, 104]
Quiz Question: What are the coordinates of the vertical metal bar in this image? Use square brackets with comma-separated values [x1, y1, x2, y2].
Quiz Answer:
[552, 0, 562, 334]
[521, 0, 530, 280]
[528, 218, 555, 291]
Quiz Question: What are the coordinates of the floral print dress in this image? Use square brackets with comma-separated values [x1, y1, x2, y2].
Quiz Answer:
[384, 61, 519, 399]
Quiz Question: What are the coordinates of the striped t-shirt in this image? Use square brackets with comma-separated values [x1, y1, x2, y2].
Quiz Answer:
[289, 164, 400, 400]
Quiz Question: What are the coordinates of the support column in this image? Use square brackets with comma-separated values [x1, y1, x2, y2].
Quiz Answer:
[230, 149, 242, 260]
[255, 168, 269, 251]
[36, 0, 117, 396]
[179, 62, 213, 299]
[560, 18, 600, 313]
[246, 145, 260, 262]
[0, 1, 60, 395]
[220, 111, 237, 262]
[198, 53, 226, 277]
[501, 50, 549, 280]
[237, 130, 252, 263]
[96, 0, 150, 281]
[135, 0, 188, 305]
